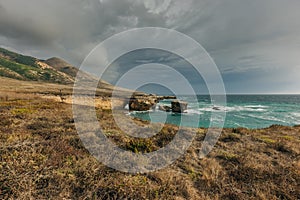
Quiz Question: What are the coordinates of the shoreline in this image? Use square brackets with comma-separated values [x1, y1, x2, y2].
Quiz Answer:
[2, 86, 299, 130]
[0, 78, 299, 199]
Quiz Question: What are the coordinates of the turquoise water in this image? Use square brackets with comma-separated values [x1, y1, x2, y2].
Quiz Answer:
[129, 95, 300, 129]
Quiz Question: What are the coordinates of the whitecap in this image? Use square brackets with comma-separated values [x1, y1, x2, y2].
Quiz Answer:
[244, 105, 269, 109]
[185, 109, 204, 115]
[255, 108, 266, 112]
[130, 110, 153, 114]
[292, 112, 300, 117]
[124, 104, 129, 110]
[246, 113, 288, 124]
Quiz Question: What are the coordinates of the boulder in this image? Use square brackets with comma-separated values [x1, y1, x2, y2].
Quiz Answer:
[129, 96, 157, 111]
[128, 94, 178, 112]
[171, 100, 188, 113]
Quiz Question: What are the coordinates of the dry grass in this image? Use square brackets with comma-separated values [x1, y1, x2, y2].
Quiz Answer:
[0, 80, 299, 199]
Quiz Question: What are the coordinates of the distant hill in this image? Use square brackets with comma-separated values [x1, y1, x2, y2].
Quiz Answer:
[0, 47, 144, 97]
[45, 57, 113, 89]
[45, 57, 79, 78]
[0, 47, 113, 86]
[0, 47, 75, 84]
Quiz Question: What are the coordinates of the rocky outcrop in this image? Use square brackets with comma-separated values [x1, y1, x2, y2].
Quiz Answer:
[171, 100, 188, 113]
[129, 95, 158, 111]
[128, 94, 188, 113]
[159, 105, 172, 112]
[129, 94, 176, 111]
[157, 96, 177, 101]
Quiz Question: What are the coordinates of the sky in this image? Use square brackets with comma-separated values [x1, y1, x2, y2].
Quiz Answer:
[0, 0, 300, 94]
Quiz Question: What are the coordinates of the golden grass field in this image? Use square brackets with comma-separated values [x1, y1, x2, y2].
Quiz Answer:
[0, 77, 299, 199]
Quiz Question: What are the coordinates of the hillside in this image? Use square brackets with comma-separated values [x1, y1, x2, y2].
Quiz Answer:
[0, 47, 137, 97]
[1, 47, 298, 199]
[45, 57, 79, 78]
[0, 48, 76, 84]
[45, 57, 117, 90]
[0, 87, 299, 199]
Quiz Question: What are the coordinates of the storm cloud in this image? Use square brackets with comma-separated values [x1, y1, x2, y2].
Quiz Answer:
[0, 0, 299, 93]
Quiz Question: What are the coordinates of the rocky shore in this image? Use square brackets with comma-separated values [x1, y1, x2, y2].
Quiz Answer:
[0, 77, 299, 200]
[1, 91, 299, 199]
[128, 94, 188, 113]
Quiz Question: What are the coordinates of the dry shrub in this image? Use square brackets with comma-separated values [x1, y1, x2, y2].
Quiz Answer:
[1, 91, 299, 199]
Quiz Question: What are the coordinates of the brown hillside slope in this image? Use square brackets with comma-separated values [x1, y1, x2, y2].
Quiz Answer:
[0, 47, 140, 97]
[0, 84, 299, 199]
[45, 57, 79, 78]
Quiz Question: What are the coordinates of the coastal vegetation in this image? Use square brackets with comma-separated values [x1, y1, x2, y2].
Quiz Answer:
[0, 48, 299, 199]
[0, 86, 299, 199]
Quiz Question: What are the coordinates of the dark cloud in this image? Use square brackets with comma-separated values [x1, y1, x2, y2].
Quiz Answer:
[0, 0, 299, 93]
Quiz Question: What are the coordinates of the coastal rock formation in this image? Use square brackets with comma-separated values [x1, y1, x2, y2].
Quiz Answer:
[159, 105, 172, 112]
[128, 94, 189, 113]
[171, 100, 188, 113]
[129, 95, 158, 111]
[157, 96, 177, 101]
[129, 94, 176, 111]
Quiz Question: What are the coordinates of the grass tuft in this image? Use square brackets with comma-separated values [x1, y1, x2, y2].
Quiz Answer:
[0, 89, 299, 199]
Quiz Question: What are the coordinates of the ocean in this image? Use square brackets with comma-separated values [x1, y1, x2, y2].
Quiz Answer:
[129, 95, 300, 129]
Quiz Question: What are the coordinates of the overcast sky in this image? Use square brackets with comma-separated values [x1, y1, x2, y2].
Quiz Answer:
[0, 0, 300, 94]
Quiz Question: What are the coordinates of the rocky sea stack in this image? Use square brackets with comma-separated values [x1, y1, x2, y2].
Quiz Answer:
[128, 94, 188, 113]
[129, 94, 177, 111]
